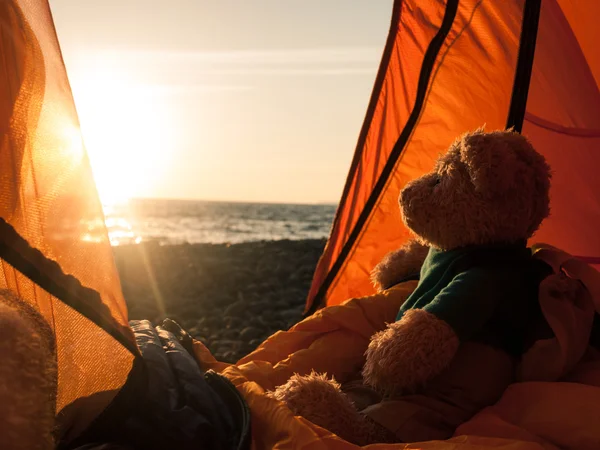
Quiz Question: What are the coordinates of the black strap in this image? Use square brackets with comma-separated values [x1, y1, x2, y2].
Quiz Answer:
[0, 218, 139, 355]
[306, 0, 460, 316]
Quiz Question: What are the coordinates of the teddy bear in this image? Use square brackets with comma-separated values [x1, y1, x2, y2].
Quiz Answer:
[0, 289, 57, 450]
[269, 128, 555, 445]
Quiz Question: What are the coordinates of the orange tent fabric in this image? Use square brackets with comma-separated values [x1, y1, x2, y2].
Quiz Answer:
[0, 0, 140, 442]
[306, 0, 600, 313]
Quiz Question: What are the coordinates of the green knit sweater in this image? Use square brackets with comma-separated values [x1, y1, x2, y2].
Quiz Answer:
[396, 242, 550, 355]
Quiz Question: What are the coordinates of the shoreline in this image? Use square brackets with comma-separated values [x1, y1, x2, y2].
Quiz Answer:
[113, 238, 326, 362]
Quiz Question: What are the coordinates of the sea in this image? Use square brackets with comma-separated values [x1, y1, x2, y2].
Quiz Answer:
[103, 198, 337, 246]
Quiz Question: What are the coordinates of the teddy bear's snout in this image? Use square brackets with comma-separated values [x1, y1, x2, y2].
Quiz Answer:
[399, 188, 418, 218]
[400, 174, 438, 208]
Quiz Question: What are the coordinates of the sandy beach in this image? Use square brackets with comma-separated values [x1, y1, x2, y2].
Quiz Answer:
[113, 239, 326, 363]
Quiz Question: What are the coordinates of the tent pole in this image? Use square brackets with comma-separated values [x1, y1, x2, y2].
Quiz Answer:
[506, 0, 542, 132]
[305, 0, 460, 316]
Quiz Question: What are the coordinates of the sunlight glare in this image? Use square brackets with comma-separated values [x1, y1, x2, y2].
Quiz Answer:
[61, 124, 85, 160]
[70, 62, 176, 206]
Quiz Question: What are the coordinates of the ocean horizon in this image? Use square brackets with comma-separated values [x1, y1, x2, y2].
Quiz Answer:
[103, 198, 337, 246]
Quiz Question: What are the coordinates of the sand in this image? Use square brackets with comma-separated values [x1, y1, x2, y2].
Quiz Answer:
[113, 239, 326, 363]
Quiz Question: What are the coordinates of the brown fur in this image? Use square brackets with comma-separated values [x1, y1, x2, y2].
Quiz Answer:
[268, 372, 378, 445]
[370, 239, 429, 292]
[0, 290, 57, 450]
[399, 128, 551, 250]
[362, 309, 460, 396]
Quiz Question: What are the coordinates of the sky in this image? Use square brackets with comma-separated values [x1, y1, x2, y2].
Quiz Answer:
[49, 1, 393, 204]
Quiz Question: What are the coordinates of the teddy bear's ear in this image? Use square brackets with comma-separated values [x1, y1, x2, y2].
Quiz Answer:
[458, 129, 546, 197]
[459, 129, 507, 195]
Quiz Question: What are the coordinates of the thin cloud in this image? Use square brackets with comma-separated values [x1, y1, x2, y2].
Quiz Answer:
[184, 68, 375, 76]
[91, 46, 381, 77]
[141, 84, 256, 95]
[101, 46, 382, 65]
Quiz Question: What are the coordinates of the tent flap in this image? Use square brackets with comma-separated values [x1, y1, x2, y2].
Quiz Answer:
[0, 0, 138, 441]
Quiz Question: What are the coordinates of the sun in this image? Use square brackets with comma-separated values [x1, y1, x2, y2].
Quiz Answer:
[69, 66, 175, 206]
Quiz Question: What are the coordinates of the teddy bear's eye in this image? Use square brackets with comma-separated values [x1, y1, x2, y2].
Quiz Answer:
[433, 176, 441, 186]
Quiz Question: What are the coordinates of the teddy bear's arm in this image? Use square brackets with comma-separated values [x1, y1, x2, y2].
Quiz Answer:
[370, 239, 429, 292]
[362, 269, 503, 395]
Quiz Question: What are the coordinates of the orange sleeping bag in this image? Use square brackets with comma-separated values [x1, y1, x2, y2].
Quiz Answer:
[192, 246, 600, 450]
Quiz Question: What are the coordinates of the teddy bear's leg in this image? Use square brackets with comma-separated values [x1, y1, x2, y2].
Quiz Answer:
[268, 372, 395, 445]
[0, 290, 57, 450]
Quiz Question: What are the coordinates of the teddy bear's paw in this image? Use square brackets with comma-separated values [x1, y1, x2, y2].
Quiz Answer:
[0, 291, 57, 450]
[268, 372, 377, 445]
[371, 239, 429, 292]
[362, 309, 459, 396]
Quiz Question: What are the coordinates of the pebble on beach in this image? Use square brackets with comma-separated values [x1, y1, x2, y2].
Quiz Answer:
[113, 239, 326, 363]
